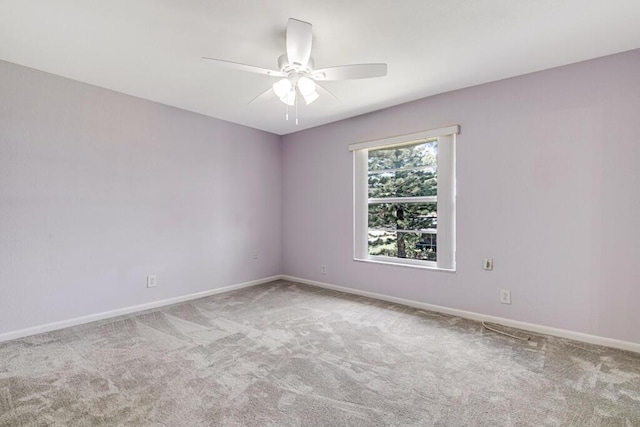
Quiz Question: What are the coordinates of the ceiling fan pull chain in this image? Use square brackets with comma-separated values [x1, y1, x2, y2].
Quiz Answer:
[286, 104, 289, 121]
[295, 96, 299, 125]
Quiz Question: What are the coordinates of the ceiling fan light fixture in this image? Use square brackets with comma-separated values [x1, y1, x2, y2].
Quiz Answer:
[297, 76, 316, 96]
[272, 78, 292, 98]
[280, 89, 296, 106]
[303, 91, 319, 105]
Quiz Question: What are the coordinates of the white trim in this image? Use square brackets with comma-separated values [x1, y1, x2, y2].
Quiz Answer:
[368, 196, 437, 204]
[353, 150, 369, 260]
[369, 228, 437, 235]
[348, 125, 460, 151]
[281, 275, 640, 354]
[436, 134, 456, 270]
[4, 273, 639, 354]
[357, 257, 449, 271]
[354, 130, 456, 270]
[369, 165, 436, 175]
[0, 275, 281, 343]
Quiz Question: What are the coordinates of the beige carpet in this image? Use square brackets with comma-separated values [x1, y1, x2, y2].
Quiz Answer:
[1, 280, 639, 426]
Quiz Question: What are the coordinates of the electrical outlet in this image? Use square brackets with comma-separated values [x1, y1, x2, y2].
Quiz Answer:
[500, 289, 511, 304]
[483, 258, 493, 270]
[252, 252, 258, 260]
[320, 265, 327, 275]
[147, 275, 157, 288]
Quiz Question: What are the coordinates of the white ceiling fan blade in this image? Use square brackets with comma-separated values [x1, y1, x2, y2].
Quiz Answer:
[315, 83, 340, 103]
[286, 18, 312, 68]
[249, 87, 277, 104]
[312, 63, 387, 81]
[201, 57, 285, 77]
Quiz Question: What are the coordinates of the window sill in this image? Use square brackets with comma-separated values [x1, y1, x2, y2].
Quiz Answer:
[353, 257, 456, 273]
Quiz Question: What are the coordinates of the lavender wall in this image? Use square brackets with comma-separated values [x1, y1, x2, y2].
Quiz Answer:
[282, 50, 640, 344]
[2, 50, 639, 344]
[0, 60, 282, 335]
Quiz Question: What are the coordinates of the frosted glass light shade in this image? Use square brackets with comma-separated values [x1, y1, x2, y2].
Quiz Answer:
[272, 79, 292, 98]
[297, 77, 316, 96]
[273, 77, 320, 106]
[281, 89, 296, 106]
[303, 91, 319, 105]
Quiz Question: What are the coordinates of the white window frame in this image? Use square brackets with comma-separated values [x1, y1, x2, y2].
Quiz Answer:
[350, 125, 459, 271]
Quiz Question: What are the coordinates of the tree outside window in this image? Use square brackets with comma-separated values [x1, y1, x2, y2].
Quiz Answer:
[367, 141, 438, 261]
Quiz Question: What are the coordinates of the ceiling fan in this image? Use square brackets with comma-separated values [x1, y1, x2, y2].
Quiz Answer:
[202, 18, 387, 122]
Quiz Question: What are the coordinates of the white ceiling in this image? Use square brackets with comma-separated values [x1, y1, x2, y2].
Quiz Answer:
[1, 1, 639, 135]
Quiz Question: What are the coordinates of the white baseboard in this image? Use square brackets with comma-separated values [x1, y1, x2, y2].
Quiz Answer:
[5, 274, 639, 354]
[282, 275, 640, 354]
[0, 275, 281, 343]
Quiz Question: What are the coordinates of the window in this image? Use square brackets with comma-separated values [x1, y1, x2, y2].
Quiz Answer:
[350, 126, 458, 270]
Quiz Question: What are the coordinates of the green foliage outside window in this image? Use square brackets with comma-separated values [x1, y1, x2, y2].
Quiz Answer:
[367, 141, 438, 261]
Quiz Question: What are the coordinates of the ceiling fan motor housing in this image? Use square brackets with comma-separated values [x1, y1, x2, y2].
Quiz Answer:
[278, 53, 314, 75]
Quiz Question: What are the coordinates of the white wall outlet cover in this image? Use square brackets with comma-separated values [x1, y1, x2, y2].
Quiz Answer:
[320, 265, 327, 275]
[500, 289, 511, 304]
[147, 275, 157, 288]
[483, 258, 493, 270]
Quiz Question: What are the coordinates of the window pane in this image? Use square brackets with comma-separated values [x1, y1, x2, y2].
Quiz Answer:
[368, 140, 437, 198]
[368, 203, 437, 230]
[367, 202, 437, 261]
[368, 169, 437, 198]
[368, 230, 437, 261]
[368, 140, 437, 172]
